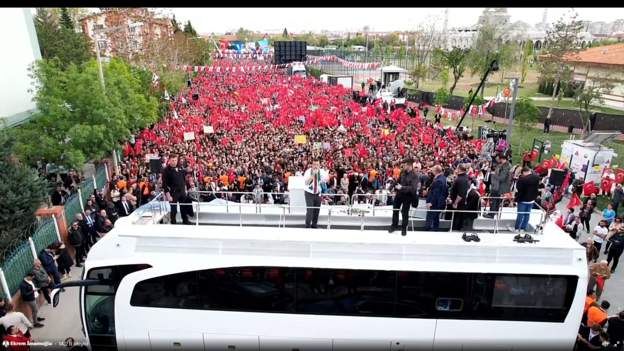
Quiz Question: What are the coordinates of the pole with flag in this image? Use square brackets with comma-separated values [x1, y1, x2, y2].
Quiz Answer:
[566, 192, 582, 209]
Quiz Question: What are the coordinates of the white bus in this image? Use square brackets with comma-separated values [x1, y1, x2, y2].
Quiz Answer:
[53, 199, 587, 351]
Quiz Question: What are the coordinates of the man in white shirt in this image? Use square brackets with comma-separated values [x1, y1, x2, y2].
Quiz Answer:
[0, 302, 34, 336]
[592, 220, 609, 259]
[303, 159, 329, 228]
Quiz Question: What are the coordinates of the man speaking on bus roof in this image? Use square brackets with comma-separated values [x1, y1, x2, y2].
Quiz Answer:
[303, 158, 329, 228]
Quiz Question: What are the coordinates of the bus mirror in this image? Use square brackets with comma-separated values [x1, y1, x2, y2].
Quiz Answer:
[51, 288, 61, 307]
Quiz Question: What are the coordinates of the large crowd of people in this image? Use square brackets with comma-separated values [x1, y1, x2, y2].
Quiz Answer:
[4, 60, 624, 349]
[116, 65, 492, 210]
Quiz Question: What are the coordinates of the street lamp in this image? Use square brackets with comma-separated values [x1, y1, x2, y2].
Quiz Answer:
[364, 25, 370, 61]
[93, 23, 130, 91]
[94, 37, 106, 91]
[456, 59, 499, 129]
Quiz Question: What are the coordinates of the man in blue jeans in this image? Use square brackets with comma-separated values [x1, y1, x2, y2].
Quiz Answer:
[515, 167, 540, 233]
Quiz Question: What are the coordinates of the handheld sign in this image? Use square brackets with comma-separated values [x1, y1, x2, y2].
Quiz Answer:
[294, 135, 307, 144]
[204, 125, 214, 134]
[184, 132, 195, 141]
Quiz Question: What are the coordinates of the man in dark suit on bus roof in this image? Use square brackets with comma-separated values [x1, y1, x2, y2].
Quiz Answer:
[162, 155, 191, 225]
[389, 158, 419, 236]
[425, 165, 448, 231]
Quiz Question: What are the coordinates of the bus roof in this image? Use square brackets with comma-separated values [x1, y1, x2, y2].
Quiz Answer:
[85, 220, 586, 276]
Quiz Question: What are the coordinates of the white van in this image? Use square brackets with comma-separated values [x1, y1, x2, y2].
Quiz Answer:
[288, 62, 306, 78]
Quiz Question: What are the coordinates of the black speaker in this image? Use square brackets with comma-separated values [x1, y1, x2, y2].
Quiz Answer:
[192, 93, 199, 101]
[187, 79, 192, 88]
[549, 168, 567, 187]
[149, 158, 162, 175]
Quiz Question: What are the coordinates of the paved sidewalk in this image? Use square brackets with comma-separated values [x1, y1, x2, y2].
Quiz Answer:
[555, 196, 624, 313]
[29, 265, 87, 350]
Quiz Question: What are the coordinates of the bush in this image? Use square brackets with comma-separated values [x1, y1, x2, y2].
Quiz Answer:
[434, 88, 450, 106]
[538, 79, 580, 98]
[0, 131, 50, 261]
[306, 66, 324, 79]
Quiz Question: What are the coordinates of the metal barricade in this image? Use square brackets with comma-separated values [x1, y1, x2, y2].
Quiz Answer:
[138, 191, 547, 235]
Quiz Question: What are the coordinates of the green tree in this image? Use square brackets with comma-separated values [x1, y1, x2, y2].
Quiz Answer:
[520, 41, 534, 84]
[318, 35, 329, 48]
[187, 37, 213, 66]
[59, 7, 73, 30]
[513, 97, 540, 151]
[409, 24, 437, 89]
[434, 47, 469, 95]
[183, 20, 198, 37]
[158, 69, 187, 96]
[0, 130, 50, 261]
[573, 76, 614, 135]
[439, 68, 449, 89]
[434, 88, 450, 106]
[49, 8, 90, 30]
[382, 32, 401, 47]
[34, 8, 93, 69]
[171, 15, 181, 33]
[236, 27, 255, 40]
[15, 58, 158, 169]
[496, 42, 520, 84]
[398, 45, 406, 59]
[538, 14, 584, 120]
[468, 24, 503, 97]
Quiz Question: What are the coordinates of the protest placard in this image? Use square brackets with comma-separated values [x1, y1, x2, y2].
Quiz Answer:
[294, 135, 307, 144]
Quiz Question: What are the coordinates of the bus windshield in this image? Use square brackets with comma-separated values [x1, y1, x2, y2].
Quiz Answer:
[83, 265, 151, 350]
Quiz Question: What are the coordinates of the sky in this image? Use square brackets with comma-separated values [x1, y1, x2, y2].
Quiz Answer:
[162, 8, 624, 34]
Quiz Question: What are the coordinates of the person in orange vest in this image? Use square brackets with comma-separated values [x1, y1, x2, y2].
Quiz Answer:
[584, 290, 598, 327]
[393, 164, 401, 181]
[587, 300, 610, 328]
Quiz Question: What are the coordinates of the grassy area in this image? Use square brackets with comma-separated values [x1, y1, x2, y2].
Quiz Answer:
[532, 98, 624, 115]
[435, 114, 624, 167]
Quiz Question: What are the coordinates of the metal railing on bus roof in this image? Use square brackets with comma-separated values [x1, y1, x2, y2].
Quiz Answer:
[135, 191, 547, 235]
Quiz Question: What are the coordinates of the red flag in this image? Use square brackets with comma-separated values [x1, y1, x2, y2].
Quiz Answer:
[555, 215, 564, 229]
[583, 182, 598, 196]
[561, 171, 571, 191]
[566, 193, 582, 209]
[422, 133, 433, 145]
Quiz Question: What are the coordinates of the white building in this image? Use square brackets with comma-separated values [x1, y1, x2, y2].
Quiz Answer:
[0, 8, 41, 128]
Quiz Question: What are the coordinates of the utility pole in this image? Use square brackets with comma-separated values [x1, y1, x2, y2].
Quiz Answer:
[507, 78, 519, 141]
[93, 23, 131, 91]
[364, 25, 369, 62]
[95, 37, 106, 91]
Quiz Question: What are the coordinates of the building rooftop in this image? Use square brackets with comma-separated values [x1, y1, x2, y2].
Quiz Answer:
[564, 43, 624, 67]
